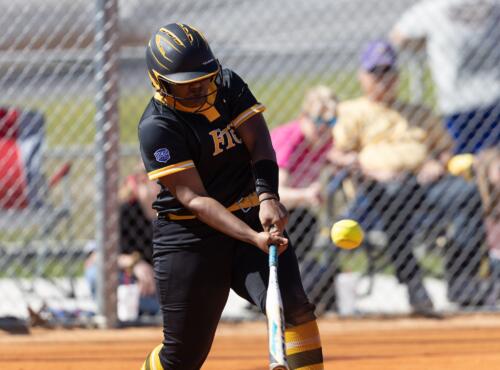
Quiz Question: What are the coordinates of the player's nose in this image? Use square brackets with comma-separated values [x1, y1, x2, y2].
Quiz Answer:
[188, 81, 203, 93]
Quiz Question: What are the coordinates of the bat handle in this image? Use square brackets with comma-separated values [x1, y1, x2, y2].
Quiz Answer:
[268, 223, 280, 267]
[269, 244, 278, 267]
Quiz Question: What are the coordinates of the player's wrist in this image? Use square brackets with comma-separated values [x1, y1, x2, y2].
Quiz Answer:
[250, 230, 264, 248]
[259, 192, 279, 203]
[253, 160, 280, 200]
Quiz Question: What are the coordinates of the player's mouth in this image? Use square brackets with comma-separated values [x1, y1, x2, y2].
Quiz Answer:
[181, 94, 208, 107]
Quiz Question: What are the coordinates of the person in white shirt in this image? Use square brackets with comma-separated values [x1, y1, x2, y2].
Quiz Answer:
[391, 0, 500, 154]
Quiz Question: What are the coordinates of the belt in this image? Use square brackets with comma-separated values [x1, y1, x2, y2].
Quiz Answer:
[163, 192, 260, 221]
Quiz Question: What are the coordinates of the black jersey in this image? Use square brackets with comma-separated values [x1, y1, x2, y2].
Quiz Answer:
[119, 200, 153, 265]
[138, 68, 265, 218]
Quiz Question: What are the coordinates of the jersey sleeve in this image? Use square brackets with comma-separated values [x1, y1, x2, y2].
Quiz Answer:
[225, 70, 266, 129]
[139, 117, 195, 181]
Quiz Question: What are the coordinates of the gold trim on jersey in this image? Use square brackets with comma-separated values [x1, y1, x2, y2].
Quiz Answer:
[164, 192, 260, 220]
[230, 103, 266, 129]
[148, 160, 195, 180]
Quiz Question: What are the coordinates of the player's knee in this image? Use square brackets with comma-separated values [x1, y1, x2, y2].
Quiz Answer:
[285, 302, 317, 327]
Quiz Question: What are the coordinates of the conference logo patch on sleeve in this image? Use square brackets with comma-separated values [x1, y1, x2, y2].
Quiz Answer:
[154, 148, 171, 163]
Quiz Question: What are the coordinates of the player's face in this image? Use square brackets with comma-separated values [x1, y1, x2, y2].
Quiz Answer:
[170, 77, 212, 108]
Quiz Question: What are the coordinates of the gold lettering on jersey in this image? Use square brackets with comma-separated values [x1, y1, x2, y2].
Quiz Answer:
[209, 129, 225, 156]
[227, 127, 242, 147]
[209, 126, 243, 156]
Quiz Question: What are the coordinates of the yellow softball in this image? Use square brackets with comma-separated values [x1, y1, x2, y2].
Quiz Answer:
[447, 153, 474, 179]
[330, 219, 364, 249]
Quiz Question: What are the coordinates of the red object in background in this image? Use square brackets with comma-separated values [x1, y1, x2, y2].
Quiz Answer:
[0, 108, 20, 138]
[0, 108, 28, 208]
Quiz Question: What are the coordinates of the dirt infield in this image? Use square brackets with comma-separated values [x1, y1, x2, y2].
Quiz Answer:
[1, 314, 500, 369]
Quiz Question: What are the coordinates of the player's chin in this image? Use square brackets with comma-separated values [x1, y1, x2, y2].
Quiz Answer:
[184, 96, 207, 107]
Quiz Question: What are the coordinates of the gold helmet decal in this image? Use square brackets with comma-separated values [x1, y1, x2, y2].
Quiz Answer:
[159, 28, 185, 48]
[189, 25, 208, 44]
[178, 24, 194, 44]
[150, 39, 171, 69]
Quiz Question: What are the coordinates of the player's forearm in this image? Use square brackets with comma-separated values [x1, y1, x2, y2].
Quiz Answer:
[250, 134, 276, 163]
[186, 196, 259, 245]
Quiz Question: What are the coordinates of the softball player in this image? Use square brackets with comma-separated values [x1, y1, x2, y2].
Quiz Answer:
[139, 23, 324, 370]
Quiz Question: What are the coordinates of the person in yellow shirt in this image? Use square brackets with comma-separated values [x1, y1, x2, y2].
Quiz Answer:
[333, 40, 487, 310]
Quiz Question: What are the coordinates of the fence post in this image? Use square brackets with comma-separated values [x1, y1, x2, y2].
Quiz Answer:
[94, 0, 120, 328]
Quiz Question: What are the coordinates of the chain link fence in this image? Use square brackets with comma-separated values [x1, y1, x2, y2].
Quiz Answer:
[0, 0, 498, 329]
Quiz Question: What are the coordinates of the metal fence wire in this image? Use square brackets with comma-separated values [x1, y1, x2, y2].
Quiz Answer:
[0, 0, 498, 328]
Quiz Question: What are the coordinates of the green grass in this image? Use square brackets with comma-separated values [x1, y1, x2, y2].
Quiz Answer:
[6, 67, 436, 149]
[0, 257, 85, 278]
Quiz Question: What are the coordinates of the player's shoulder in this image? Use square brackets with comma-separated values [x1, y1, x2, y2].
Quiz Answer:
[138, 99, 184, 134]
[138, 98, 188, 146]
[219, 67, 248, 92]
[220, 67, 242, 83]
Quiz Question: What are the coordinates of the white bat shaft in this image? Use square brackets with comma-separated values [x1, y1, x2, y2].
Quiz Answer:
[267, 245, 289, 369]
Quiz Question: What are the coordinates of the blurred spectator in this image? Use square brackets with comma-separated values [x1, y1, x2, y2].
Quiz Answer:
[270, 85, 339, 309]
[271, 86, 336, 210]
[391, 0, 500, 154]
[334, 40, 486, 311]
[475, 148, 500, 303]
[85, 168, 160, 317]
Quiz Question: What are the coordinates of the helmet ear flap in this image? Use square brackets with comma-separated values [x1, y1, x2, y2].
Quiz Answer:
[156, 76, 173, 96]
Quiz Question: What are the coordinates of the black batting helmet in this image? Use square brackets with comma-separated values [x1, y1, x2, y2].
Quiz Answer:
[146, 23, 220, 95]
